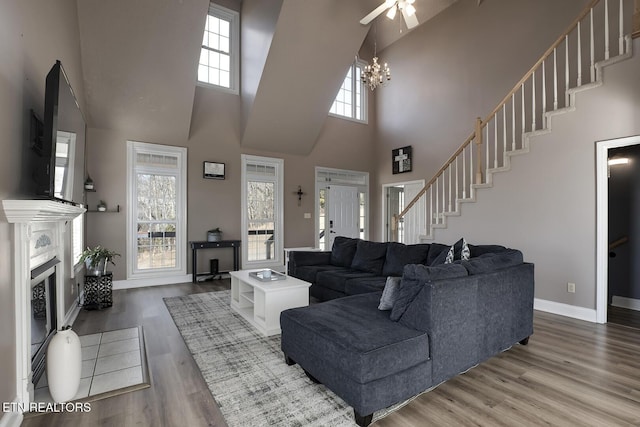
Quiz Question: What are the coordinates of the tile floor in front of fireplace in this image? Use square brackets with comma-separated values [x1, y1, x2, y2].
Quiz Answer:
[34, 327, 143, 402]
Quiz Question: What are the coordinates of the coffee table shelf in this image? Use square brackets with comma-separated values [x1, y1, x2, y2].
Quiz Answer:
[230, 269, 311, 336]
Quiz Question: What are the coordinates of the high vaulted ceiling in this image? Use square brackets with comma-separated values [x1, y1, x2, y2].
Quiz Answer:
[75, 0, 458, 154]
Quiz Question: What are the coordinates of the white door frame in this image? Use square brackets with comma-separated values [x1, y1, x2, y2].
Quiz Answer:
[381, 179, 425, 242]
[315, 167, 369, 249]
[595, 135, 640, 324]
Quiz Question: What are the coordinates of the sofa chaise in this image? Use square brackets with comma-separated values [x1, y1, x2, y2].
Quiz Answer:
[281, 241, 534, 426]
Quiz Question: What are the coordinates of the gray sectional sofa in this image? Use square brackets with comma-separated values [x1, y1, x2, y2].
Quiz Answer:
[282, 238, 534, 426]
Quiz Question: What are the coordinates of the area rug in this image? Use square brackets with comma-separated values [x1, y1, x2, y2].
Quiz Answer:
[164, 291, 405, 427]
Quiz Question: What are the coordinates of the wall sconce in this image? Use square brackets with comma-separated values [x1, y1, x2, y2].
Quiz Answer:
[295, 186, 306, 206]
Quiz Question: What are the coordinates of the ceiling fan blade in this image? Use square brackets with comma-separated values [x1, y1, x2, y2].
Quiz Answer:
[401, 6, 419, 29]
[360, 2, 391, 25]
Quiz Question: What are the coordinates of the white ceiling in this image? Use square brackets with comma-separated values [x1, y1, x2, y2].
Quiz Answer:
[74, 0, 459, 153]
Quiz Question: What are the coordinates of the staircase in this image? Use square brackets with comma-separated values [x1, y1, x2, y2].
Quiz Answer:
[393, 0, 638, 242]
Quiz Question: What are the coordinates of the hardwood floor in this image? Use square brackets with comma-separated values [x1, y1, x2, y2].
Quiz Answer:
[22, 282, 640, 427]
[608, 305, 640, 330]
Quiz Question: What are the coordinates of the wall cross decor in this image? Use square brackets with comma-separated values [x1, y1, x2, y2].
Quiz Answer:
[392, 146, 412, 174]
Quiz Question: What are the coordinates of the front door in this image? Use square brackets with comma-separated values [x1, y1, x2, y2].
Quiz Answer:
[327, 185, 359, 248]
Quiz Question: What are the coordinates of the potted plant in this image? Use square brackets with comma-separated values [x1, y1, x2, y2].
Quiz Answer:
[207, 228, 223, 242]
[79, 246, 120, 275]
[97, 200, 107, 212]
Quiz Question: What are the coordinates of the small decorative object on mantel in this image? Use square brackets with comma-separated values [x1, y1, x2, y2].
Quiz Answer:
[392, 146, 412, 174]
[46, 325, 81, 403]
[203, 161, 225, 180]
[207, 227, 223, 242]
[295, 186, 306, 206]
[97, 200, 107, 212]
[84, 175, 94, 191]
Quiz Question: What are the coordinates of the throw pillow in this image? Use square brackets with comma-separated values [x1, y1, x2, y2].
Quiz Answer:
[390, 263, 468, 321]
[430, 238, 471, 266]
[330, 236, 359, 267]
[351, 240, 388, 275]
[378, 276, 402, 310]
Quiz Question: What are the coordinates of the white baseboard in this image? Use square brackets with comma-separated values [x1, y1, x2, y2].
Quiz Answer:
[113, 274, 192, 290]
[611, 296, 640, 311]
[0, 402, 23, 427]
[534, 298, 597, 323]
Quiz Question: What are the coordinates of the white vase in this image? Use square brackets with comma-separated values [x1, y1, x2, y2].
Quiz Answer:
[46, 328, 82, 403]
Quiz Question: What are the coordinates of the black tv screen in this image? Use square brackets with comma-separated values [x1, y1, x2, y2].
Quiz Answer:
[35, 60, 86, 205]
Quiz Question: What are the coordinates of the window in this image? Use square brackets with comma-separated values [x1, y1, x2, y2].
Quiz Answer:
[70, 212, 84, 275]
[241, 155, 284, 269]
[197, 3, 239, 94]
[126, 142, 187, 279]
[329, 60, 367, 123]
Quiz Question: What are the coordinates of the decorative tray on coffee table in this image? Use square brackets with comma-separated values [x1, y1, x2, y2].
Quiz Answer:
[249, 269, 287, 282]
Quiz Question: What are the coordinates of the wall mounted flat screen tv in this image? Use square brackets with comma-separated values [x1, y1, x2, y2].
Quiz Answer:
[31, 60, 86, 205]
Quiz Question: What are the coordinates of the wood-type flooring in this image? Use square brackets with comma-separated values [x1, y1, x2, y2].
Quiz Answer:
[21, 281, 640, 427]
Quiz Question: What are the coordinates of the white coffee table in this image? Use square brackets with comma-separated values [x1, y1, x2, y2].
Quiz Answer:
[230, 269, 311, 336]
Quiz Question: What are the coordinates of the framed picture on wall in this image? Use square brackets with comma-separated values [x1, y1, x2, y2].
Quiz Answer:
[392, 146, 412, 174]
[203, 161, 225, 180]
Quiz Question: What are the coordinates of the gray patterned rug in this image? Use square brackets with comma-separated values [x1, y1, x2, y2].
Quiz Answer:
[164, 291, 402, 427]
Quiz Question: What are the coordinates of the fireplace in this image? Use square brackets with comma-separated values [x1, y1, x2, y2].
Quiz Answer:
[1, 199, 85, 405]
[30, 258, 60, 387]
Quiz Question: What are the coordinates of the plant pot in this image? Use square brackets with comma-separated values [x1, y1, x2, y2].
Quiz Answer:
[85, 259, 107, 275]
[46, 328, 81, 403]
[207, 231, 223, 242]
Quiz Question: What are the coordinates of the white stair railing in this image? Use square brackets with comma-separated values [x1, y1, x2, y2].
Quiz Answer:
[392, 0, 634, 242]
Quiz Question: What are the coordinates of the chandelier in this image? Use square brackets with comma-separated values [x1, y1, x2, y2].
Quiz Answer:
[361, 57, 391, 91]
[360, 25, 390, 91]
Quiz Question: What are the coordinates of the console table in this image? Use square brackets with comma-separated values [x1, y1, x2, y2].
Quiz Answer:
[190, 240, 241, 283]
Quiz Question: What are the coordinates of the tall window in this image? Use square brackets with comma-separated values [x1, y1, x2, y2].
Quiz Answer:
[197, 3, 239, 94]
[127, 142, 187, 279]
[241, 155, 284, 269]
[329, 61, 367, 123]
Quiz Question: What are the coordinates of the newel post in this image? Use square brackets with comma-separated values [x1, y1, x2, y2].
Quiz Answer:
[391, 214, 399, 242]
[634, 0, 640, 38]
[475, 117, 483, 184]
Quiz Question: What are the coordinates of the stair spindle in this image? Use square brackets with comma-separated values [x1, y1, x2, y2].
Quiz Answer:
[542, 59, 547, 129]
[605, 0, 611, 60]
[448, 163, 453, 212]
[494, 117, 498, 168]
[511, 94, 516, 150]
[532, 70, 536, 131]
[475, 117, 483, 185]
[462, 145, 466, 199]
[521, 83, 526, 136]
[565, 35, 570, 106]
[591, 8, 596, 81]
[553, 48, 559, 110]
[578, 21, 583, 86]
[503, 105, 507, 157]
[619, 0, 624, 54]
[455, 156, 459, 201]
[485, 123, 490, 173]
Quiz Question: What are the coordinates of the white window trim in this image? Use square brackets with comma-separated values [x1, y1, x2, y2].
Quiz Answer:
[126, 141, 188, 280]
[241, 154, 284, 270]
[329, 60, 368, 124]
[197, 3, 240, 95]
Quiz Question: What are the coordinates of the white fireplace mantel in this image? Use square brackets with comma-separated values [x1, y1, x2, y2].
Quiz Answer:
[1, 198, 85, 408]
[2, 199, 85, 223]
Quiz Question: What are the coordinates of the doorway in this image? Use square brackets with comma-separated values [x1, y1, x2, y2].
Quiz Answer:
[315, 167, 368, 250]
[596, 135, 640, 325]
[382, 180, 426, 244]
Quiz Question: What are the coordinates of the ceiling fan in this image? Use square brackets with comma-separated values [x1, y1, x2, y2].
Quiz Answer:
[360, 0, 419, 29]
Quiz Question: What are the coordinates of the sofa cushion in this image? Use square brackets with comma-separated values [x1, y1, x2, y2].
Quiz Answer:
[461, 250, 523, 275]
[427, 243, 450, 266]
[390, 263, 468, 321]
[351, 240, 388, 275]
[316, 269, 377, 294]
[295, 265, 348, 284]
[382, 243, 430, 276]
[345, 276, 387, 296]
[378, 276, 402, 310]
[280, 292, 430, 384]
[330, 236, 359, 267]
[468, 244, 508, 257]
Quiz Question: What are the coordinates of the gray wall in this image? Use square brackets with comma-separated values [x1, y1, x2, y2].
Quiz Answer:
[0, 0, 85, 414]
[370, 0, 590, 240]
[86, 87, 377, 279]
